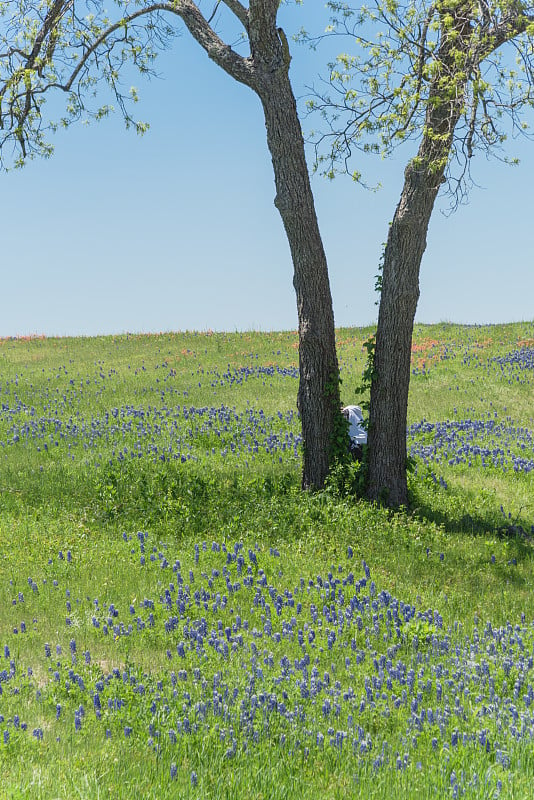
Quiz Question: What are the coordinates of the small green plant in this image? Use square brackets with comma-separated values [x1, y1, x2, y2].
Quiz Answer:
[401, 618, 436, 649]
[324, 455, 367, 498]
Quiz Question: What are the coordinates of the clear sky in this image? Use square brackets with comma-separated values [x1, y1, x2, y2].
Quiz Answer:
[2, 2, 533, 338]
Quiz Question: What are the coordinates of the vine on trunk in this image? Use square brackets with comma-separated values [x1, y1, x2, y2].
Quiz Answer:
[326, 371, 351, 466]
[356, 242, 384, 414]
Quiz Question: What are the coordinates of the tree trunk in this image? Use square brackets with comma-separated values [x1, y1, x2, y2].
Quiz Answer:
[257, 67, 340, 489]
[367, 4, 471, 506]
[175, 2, 342, 490]
[367, 160, 442, 506]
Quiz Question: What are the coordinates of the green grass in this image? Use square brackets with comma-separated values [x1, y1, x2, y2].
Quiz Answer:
[1, 323, 534, 798]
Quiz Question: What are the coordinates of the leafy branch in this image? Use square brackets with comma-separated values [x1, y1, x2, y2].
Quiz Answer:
[303, 0, 534, 208]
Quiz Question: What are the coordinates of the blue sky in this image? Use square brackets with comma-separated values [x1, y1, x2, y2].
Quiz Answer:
[2, 2, 533, 337]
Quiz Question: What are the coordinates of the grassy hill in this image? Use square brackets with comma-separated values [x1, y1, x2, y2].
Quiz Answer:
[1, 322, 533, 798]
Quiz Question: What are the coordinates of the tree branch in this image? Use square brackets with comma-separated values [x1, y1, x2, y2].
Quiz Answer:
[58, 5, 172, 93]
[0, 0, 74, 152]
[465, 72, 480, 157]
[47, 2, 256, 95]
[482, 4, 534, 56]
[25, 0, 74, 75]
[168, 1, 255, 87]
[1, 0, 262, 165]
[221, 0, 249, 30]
[392, 6, 434, 139]
[277, 26, 291, 69]
[207, 1, 221, 24]
[248, 0, 280, 62]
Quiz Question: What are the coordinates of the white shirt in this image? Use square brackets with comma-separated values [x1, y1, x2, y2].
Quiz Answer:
[343, 405, 367, 445]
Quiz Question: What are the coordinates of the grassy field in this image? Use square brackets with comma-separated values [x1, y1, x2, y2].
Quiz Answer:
[1, 322, 534, 798]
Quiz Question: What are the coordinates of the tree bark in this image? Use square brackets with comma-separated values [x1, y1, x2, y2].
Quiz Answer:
[179, 2, 341, 490]
[255, 66, 340, 489]
[367, 155, 442, 506]
[367, 3, 471, 506]
[174, 2, 341, 489]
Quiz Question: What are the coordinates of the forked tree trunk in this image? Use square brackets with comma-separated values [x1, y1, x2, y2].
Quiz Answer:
[367, 3, 471, 506]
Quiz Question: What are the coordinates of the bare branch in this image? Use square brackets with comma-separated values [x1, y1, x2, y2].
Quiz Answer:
[207, 1, 222, 25]
[169, 1, 255, 87]
[221, 0, 249, 30]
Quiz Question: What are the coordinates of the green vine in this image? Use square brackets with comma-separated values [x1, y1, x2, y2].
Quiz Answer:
[326, 241, 386, 496]
[325, 372, 369, 500]
[356, 242, 385, 413]
[326, 371, 351, 466]
[358, 333, 376, 416]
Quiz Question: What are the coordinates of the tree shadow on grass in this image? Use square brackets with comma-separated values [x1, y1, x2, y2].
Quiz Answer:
[409, 486, 534, 566]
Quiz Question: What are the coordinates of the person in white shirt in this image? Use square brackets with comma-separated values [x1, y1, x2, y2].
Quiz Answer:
[341, 405, 367, 461]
